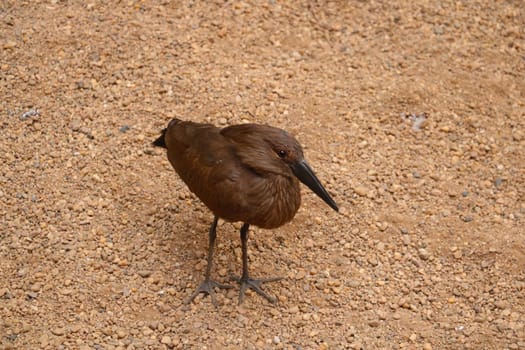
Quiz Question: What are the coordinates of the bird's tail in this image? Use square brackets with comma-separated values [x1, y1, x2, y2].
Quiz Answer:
[152, 128, 167, 148]
[153, 119, 182, 148]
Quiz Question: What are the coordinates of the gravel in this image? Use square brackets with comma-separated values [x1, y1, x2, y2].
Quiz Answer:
[1, 1, 524, 349]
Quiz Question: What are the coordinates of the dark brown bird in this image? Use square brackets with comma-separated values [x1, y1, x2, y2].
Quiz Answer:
[153, 118, 338, 305]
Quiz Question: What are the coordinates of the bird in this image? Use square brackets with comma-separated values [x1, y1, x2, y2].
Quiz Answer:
[153, 118, 338, 305]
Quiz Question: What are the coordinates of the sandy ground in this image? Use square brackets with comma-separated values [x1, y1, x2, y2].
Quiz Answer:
[1, 1, 524, 349]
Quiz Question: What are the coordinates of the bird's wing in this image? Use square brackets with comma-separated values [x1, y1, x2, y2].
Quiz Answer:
[165, 120, 253, 220]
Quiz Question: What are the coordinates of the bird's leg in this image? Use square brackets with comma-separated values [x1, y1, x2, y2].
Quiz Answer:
[233, 223, 282, 304]
[186, 216, 232, 306]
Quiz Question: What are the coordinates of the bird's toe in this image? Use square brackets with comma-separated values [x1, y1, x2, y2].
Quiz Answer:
[233, 275, 283, 305]
[185, 279, 233, 307]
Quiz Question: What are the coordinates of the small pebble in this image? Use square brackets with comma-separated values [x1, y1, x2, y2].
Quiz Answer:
[288, 306, 299, 314]
[117, 329, 127, 339]
[161, 335, 171, 345]
[30, 283, 41, 292]
[353, 185, 370, 197]
[376, 310, 387, 320]
[26, 292, 38, 299]
[50, 328, 65, 336]
[70, 120, 81, 131]
[462, 216, 473, 222]
[418, 248, 430, 260]
[295, 270, 306, 280]
[368, 320, 380, 327]
[3, 40, 17, 49]
[20, 109, 40, 121]
[138, 270, 152, 278]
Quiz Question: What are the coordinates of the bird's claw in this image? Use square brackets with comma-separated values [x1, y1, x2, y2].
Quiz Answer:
[232, 275, 283, 304]
[185, 279, 233, 307]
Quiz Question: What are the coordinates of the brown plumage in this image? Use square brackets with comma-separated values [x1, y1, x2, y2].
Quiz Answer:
[154, 118, 338, 305]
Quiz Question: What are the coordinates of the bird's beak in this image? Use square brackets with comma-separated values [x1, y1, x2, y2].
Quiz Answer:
[290, 160, 339, 212]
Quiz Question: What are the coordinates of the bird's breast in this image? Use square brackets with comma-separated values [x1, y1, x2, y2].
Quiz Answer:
[244, 174, 302, 229]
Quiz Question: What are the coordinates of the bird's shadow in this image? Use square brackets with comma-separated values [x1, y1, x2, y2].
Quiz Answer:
[147, 201, 232, 284]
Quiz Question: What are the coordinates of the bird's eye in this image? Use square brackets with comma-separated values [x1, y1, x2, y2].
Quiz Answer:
[277, 150, 287, 158]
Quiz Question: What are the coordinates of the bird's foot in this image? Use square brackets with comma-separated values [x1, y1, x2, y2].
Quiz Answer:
[232, 275, 283, 304]
[185, 278, 233, 307]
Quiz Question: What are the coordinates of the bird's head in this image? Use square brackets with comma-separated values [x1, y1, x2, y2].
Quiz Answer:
[265, 130, 339, 212]
[222, 124, 338, 212]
